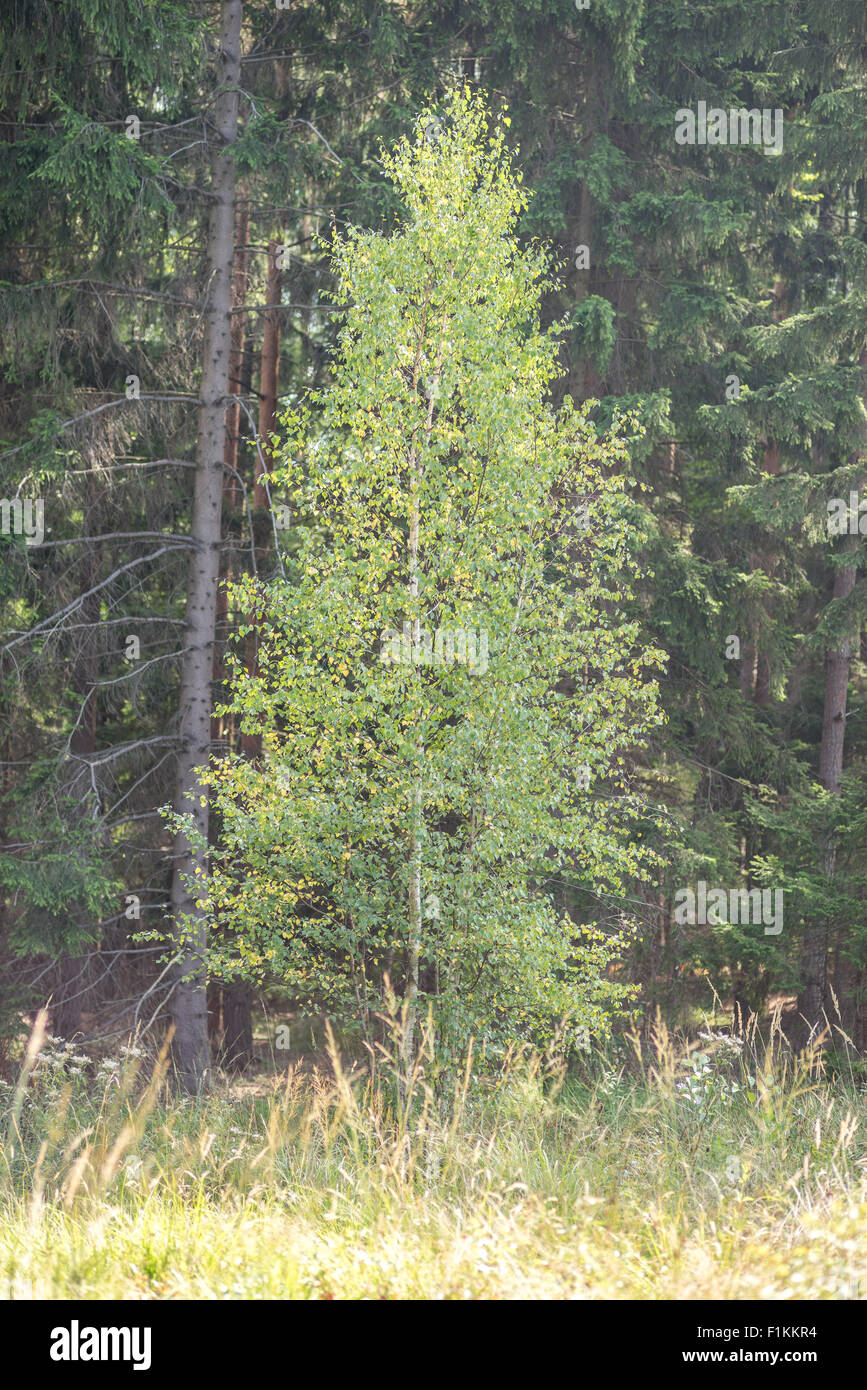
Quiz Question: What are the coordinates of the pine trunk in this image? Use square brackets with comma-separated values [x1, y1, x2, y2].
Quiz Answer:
[169, 0, 242, 1093]
[221, 980, 254, 1071]
[55, 480, 101, 1039]
[239, 238, 282, 764]
[798, 338, 866, 1041]
[208, 198, 251, 1061]
[798, 524, 859, 1040]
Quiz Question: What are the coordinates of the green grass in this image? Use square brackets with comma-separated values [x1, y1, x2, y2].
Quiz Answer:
[1, 1013, 865, 1299]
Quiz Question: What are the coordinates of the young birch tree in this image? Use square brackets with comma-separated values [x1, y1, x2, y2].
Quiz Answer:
[195, 90, 664, 1076]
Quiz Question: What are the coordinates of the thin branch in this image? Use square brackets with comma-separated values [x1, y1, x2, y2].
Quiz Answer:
[31, 532, 196, 549]
[0, 395, 197, 462]
[234, 396, 286, 578]
[0, 549, 193, 654]
[5, 279, 200, 306]
[63, 459, 195, 476]
[74, 736, 181, 766]
[231, 302, 339, 314]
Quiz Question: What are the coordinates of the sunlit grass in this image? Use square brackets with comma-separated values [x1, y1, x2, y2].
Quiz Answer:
[0, 1010, 865, 1299]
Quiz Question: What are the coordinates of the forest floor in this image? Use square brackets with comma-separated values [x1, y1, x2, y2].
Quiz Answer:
[1, 1019, 865, 1299]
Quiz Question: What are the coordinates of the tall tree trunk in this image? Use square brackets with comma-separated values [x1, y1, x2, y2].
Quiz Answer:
[221, 980, 253, 1071]
[209, 198, 250, 1063]
[211, 195, 250, 756]
[225, 197, 250, 513]
[53, 953, 85, 1041]
[169, 0, 241, 1093]
[565, 43, 608, 404]
[239, 238, 282, 764]
[400, 285, 445, 1080]
[256, 238, 282, 510]
[54, 479, 101, 1039]
[798, 529, 858, 1039]
[217, 237, 283, 1069]
[798, 340, 866, 1042]
[742, 282, 786, 703]
[402, 502, 422, 1080]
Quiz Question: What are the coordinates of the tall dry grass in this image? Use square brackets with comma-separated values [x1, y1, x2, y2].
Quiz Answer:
[0, 1007, 864, 1298]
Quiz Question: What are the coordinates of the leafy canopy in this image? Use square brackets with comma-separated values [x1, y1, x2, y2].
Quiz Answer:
[193, 90, 664, 1061]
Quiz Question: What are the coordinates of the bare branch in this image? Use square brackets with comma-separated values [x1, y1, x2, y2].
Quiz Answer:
[64, 459, 195, 476]
[5, 279, 200, 306]
[31, 532, 197, 549]
[234, 395, 286, 578]
[231, 302, 339, 315]
[0, 548, 193, 654]
[0, 396, 197, 463]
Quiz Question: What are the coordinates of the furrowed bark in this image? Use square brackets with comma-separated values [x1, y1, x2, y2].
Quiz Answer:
[798, 347, 866, 1044]
[742, 281, 786, 704]
[169, 0, 241, 1093]
[256, 238, 283, 513]
[240, 237, 282, 764]
[221, 980, 253, 1071]
[212, 196, 249, 757]
[798, 528, 858, 1041]
[54, 475, 102, 1039]
[209, 198, 251, 1066]
[212, 239, 283, 1073]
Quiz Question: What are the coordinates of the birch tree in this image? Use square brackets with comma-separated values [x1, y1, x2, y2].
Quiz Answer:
[195, 90, 664, 1077]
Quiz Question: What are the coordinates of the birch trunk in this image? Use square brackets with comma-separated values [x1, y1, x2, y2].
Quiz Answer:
[400, 287, 446, 1080]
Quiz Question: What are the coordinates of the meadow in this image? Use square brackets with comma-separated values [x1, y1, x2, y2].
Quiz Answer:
[1, 1011, 864, 1300]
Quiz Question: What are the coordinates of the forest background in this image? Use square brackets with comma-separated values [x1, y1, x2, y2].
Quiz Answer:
[2, 0, 867, 1092]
